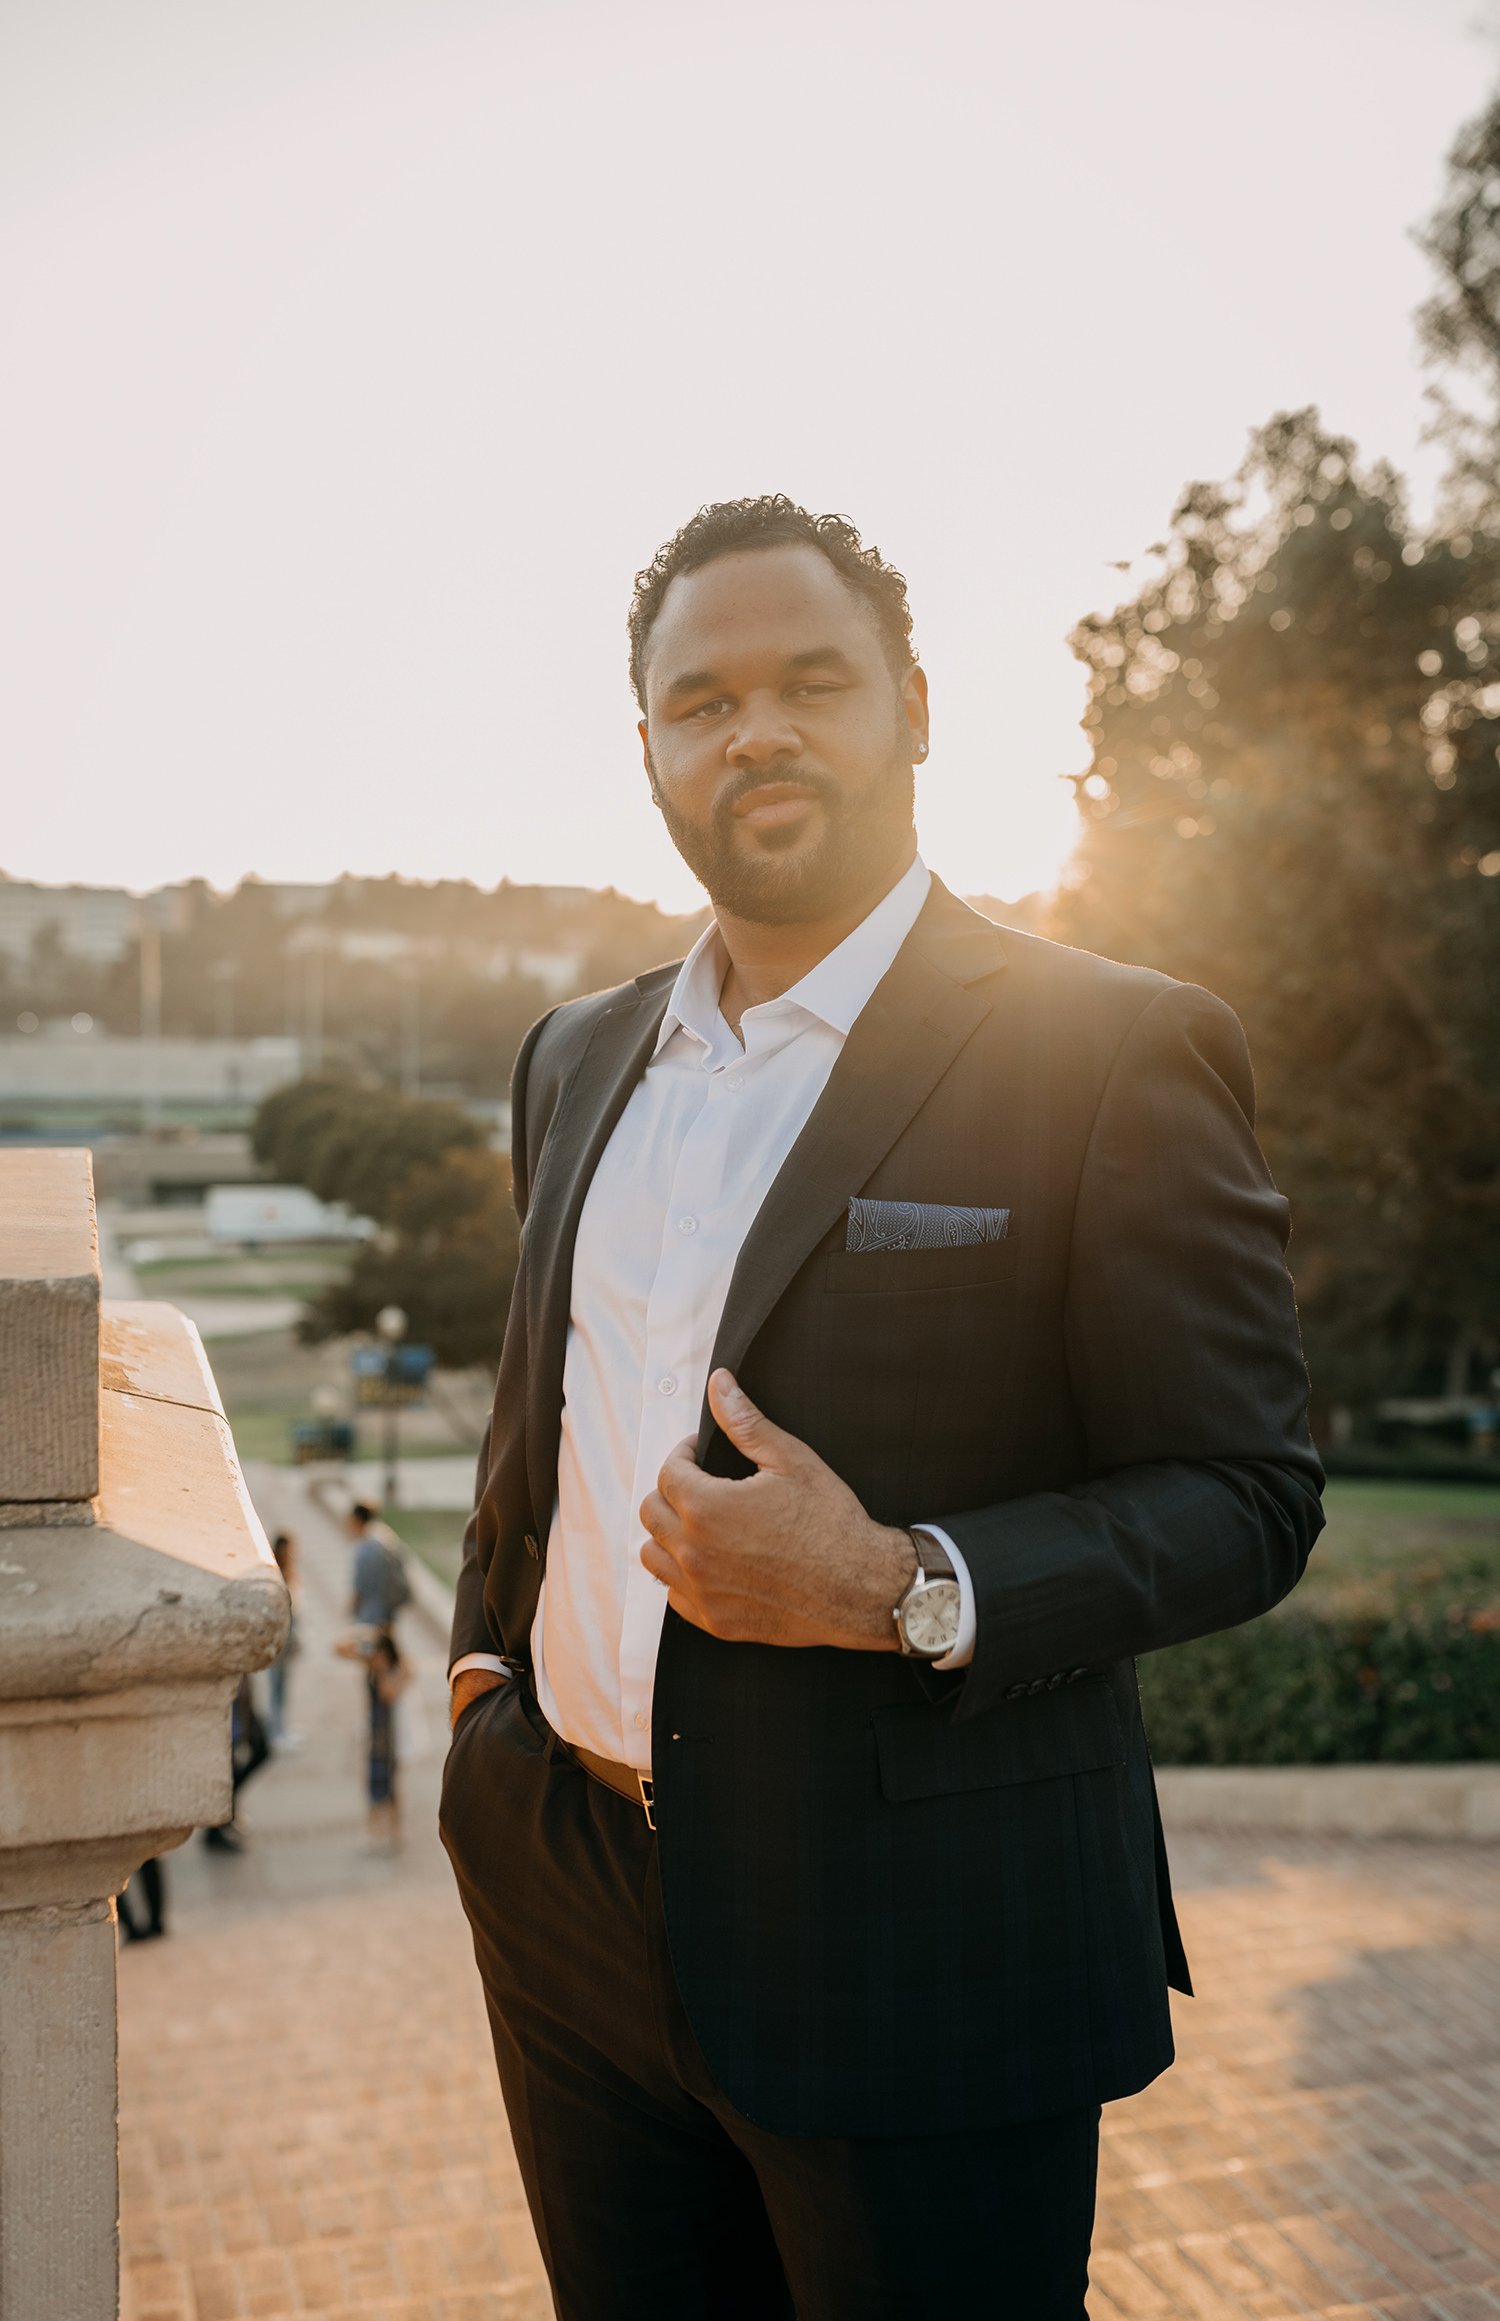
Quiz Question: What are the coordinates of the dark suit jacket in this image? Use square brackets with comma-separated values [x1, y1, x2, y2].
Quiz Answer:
[448, 877, 1324, 2136]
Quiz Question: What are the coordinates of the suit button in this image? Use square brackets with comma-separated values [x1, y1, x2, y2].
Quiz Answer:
[1047, 1673, 1065, 1691]
[1028, 1678, 1045, 1697]
[1003, 1683, 1025, 1702]
[523, 1533, 540, 1560]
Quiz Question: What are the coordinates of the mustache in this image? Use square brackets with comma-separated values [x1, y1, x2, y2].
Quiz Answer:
[713, 764, 840, 820]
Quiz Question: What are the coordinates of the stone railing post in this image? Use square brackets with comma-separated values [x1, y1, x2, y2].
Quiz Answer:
[0, 1149, 288, 2321]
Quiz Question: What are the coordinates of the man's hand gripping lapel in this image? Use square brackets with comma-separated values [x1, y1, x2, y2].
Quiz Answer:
[638, 1369, 915, 1652]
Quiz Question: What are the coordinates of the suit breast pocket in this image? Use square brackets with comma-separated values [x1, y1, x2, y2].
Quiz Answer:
[871, 1678, 1123, 1803]
[825, 1235, 1019, 1297]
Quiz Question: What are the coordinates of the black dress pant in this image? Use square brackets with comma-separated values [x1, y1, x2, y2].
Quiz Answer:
[440, 1679, 1099, 2321]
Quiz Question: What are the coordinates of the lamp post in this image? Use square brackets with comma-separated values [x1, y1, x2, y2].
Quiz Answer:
[139, 914, 162, 1137]
[376, 1303, 407, 1508]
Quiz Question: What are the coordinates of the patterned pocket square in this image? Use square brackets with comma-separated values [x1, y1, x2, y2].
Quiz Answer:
[845, 1198, 1011, 1253]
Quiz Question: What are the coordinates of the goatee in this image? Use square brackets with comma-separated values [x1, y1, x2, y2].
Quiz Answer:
[654, 738, 916, 927]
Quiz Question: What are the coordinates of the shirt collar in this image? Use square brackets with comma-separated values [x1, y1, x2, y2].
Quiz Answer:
[654, 854, 932, 1060]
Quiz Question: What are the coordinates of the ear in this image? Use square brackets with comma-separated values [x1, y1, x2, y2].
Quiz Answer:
[902, 665, 930, 765]
[639, 719, 662, 805]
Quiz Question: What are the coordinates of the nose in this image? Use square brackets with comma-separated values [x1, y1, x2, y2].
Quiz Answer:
[726, 691, 802, 769]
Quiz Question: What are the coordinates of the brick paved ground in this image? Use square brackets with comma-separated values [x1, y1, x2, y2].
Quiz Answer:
[118, 1469, 1500, 2320]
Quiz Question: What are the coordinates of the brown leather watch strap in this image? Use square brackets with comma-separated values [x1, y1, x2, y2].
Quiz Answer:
[909, 1528, 954, 1582]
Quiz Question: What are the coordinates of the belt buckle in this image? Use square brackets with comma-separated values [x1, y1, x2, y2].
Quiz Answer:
[638, 1773, 656, 1832]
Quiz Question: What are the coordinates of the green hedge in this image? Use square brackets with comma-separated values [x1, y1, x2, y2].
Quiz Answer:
[1138, 1605, 1500, 1763]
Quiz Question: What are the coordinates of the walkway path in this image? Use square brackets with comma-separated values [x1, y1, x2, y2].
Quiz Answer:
[118, 1468, 1500, 2321]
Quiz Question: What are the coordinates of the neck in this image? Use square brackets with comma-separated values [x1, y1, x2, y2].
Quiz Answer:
[714, 840, 918, 1035]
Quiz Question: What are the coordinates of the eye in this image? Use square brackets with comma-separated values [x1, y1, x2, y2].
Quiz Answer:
[686, 698, 730, 721]
[791, 682, 842, 700]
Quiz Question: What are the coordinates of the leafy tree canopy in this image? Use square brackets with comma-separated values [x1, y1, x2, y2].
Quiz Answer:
[299, 1144, 519, 1370]
[1048, 407, 1500, 1410]
[252, 1075, 486, 1226]
[1048, 87, 1500, 1419]
[1418, 89, 1500, 530]
[252, 1076, 515, 1368]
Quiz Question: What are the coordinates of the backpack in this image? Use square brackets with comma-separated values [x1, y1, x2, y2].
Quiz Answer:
[377, 1537, 412, 1619]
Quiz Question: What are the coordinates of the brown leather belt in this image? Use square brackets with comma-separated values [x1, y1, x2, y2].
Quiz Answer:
[511, 1680, 658, 1830]
[570, 1743, 656, 1830]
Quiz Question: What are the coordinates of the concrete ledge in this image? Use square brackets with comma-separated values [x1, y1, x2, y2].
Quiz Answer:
[0, 1680, 234, 1854]
[100, 1298, 231, 1413]
[1156, 1763, 1500, 1841]
[0, 1149, 100, 1504]
[0, 1302, 288, 1699]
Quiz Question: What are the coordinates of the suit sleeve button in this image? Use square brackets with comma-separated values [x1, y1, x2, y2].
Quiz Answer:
[523, 1533, 540, 1560]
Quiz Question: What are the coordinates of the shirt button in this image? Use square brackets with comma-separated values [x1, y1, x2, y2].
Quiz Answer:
[677, 1215, 698, 1235]
[658, 1375, 677, 1396]
[634, 1712, 648, 1730]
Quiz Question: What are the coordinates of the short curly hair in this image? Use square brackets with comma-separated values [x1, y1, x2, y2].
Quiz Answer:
[628, 495, 918, 712]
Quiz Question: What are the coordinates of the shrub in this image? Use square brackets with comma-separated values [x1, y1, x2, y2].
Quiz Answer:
[1139, 1602, 1500, 1763]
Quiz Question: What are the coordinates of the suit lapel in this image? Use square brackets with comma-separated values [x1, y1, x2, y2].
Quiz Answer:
[524, 977, 673, 1528]
[695, 883, 1007, 1462]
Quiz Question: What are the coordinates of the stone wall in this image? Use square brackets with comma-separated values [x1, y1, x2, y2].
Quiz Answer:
[0, 1148, 288, 2321]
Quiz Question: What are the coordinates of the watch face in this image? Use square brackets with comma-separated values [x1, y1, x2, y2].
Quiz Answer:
[901, 1578, 962, 1656]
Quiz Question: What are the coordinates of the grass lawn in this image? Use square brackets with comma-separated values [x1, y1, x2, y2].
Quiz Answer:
[136, 1252, 347, 1297]
[210, 1326, 486, 1469]
[1298, 1478, 1500, 1615]
[384, 1507, 468, 1591]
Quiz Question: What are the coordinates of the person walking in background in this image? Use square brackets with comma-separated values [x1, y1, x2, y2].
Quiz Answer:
[266, 1530, 301, 1748]
[440, 496, 1324, 2320]
[342, 1501, 412, 1850]
[345, 1501, 412, 1631]
[364, 1628, 408, 1851]
[203, 1674, 271, 1854]
[117, 1855, 167, 1943]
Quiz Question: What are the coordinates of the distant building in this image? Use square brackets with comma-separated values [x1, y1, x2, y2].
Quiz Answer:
[0, 1026, 302, 1115]
[250, 881, 336, 919]
[485, 946, 587, 998]
[286, 926, 436, 966]
[0, 878, 137, 966]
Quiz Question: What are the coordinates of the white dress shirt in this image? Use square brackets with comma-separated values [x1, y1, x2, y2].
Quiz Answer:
[454, 853, 975, 1765]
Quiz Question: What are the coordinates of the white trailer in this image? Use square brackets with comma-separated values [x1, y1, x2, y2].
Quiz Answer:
[205, 1184, 372, 1247]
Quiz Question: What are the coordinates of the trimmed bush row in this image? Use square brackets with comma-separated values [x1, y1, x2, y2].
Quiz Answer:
[1138, 1605, 1500, 1764]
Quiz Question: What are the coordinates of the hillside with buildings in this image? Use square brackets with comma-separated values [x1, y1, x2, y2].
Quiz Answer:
[0, 870, 710, 1129]
[0, 870, 1040, 1135]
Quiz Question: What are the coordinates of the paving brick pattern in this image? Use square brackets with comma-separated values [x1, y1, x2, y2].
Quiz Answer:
[117, 1472, 1500, 2319]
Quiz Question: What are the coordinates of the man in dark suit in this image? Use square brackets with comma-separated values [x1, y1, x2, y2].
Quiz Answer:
[441, 495, 1323, 2319]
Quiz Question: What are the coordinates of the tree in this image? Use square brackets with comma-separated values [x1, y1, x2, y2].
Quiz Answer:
[1418, 90, 1500, 532]
[251, 1076, 516, 1368]
[251, 1075, 486, 1224]
[299, 1145, 519, 1370]
[1047, 409, 1500, 1411]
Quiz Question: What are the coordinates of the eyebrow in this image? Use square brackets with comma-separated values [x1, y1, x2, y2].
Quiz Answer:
[661, 645, 859, 702]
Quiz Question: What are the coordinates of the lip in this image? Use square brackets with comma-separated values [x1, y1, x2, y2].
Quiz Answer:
[732, 782, 821, 829]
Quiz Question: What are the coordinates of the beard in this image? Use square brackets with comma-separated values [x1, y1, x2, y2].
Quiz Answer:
[652, 723, 917, 927]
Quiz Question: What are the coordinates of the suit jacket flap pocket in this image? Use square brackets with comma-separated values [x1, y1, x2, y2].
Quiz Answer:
[872, 1678, 1123, 1802]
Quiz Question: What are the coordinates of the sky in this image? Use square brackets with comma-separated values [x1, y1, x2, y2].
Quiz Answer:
[2, 0, 1497, 914]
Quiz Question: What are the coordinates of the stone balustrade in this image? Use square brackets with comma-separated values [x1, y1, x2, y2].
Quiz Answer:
[0, 1148, 288, 2321]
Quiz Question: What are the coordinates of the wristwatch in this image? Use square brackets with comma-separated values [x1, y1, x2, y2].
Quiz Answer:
[893, 1533, 962, 1660]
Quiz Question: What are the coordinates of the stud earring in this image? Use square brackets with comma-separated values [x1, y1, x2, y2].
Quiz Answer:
[915, 741, 928, 760]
